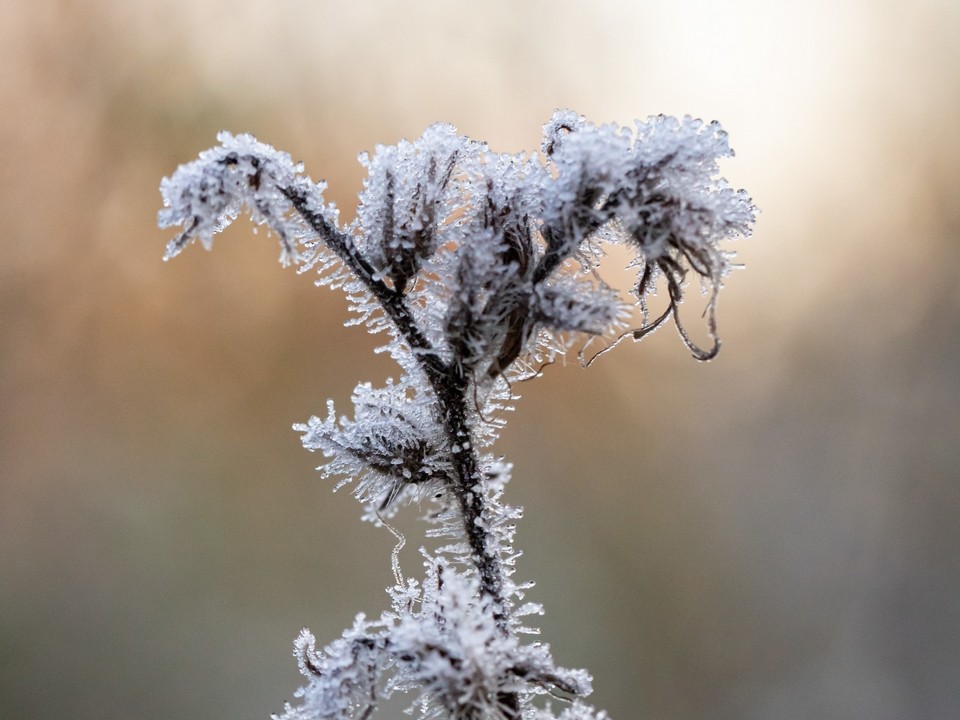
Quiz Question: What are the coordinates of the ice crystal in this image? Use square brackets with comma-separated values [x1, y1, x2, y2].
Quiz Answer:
[159, 110, 756, 719]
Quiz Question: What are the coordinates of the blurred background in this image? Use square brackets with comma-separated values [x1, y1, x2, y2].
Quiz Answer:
[2, 1, 958, 718]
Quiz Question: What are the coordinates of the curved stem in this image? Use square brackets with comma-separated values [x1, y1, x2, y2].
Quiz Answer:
[285, 186, 510, 629]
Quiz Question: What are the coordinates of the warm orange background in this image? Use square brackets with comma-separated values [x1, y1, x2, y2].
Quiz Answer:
[2, 2, 958, 719]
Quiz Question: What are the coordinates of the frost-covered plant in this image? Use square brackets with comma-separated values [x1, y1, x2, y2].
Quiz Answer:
[158, 110, 755, 719]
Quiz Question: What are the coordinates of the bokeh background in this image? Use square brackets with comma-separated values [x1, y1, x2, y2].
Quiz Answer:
[2, 1, 958, 719]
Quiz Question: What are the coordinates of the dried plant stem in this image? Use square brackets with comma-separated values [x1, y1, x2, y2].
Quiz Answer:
[286, 185, 510, 626]
[158, 112, 755, 720]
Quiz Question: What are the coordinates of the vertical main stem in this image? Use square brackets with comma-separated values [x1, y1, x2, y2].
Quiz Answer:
[429, 369, 518, 720]
[430, 370, 508, 627]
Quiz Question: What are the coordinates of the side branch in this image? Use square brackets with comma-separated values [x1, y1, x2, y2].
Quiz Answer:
[283, 185, 442, 375]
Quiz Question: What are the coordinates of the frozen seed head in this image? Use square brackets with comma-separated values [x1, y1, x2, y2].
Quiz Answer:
[540, 109, 756, 360]
[158, 132, 334, 267]
[543, 110, 754, 276]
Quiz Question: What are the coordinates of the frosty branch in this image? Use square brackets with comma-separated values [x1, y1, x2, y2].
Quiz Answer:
[158, 110, 755, 719]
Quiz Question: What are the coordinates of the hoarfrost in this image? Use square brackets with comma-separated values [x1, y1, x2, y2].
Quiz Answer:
[160, 110, 756, 720]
